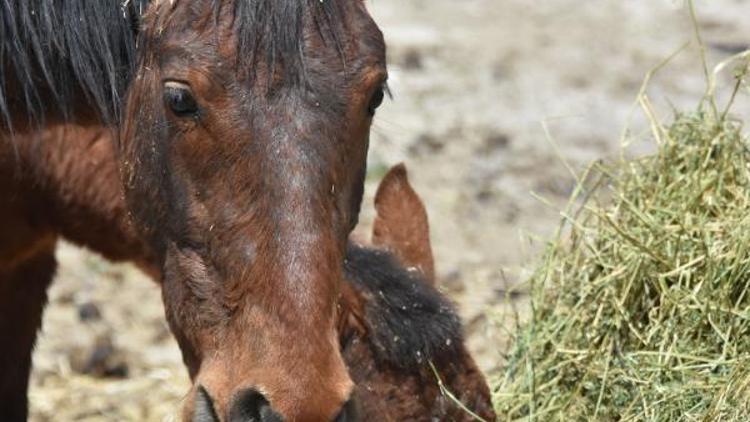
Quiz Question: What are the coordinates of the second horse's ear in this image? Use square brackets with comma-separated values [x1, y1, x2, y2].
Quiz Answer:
[372, 163, 435, 284]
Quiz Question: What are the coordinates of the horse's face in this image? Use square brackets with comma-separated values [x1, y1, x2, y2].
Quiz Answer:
[120, 1, 386, 420]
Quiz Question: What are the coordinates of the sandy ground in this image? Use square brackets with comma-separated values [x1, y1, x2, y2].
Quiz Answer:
[29, 1, 750, 420]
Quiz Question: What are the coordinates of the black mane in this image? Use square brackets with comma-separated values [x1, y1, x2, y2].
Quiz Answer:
[232, 0, 345, 87]
[344, 245, 464, 370]
[0, 0, 149, 128]
[0, 0, 346, 130]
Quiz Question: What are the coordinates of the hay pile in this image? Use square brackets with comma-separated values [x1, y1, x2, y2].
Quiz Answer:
[493, 73, 750, 418]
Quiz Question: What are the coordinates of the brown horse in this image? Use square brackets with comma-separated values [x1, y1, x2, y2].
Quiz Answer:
[341, 164, 495, 421]
[340, 247, 495, 421]
[2, 105, 496, 420]
[0, 0, 496, 421]
[3, 119, 496, 420]
[1, 0, 388, 420]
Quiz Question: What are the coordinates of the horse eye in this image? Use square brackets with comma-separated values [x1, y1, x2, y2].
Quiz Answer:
[367, 86, 385, 116]
[163, 82, 199, 117]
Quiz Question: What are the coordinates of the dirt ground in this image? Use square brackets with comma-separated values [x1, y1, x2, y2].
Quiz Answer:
[29, 1, 750, 420]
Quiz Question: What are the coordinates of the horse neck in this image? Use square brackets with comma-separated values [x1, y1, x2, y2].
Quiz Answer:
[0, 124, 157, 274]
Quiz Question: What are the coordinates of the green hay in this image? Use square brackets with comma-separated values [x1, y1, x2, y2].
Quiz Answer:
[493, 65, 750, 420]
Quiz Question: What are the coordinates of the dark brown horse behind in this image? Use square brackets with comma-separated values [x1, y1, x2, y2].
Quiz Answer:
[0, 1, 493, 420]
[343, 164, 495, 421]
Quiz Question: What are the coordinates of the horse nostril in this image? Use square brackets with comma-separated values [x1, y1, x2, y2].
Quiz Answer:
[333, 398, 358, 422]
[229, 388, 283, 422]
[193, 386, 220, 422]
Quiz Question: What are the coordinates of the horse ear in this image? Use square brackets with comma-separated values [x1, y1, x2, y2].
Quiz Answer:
[372, 163, 436, 284]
